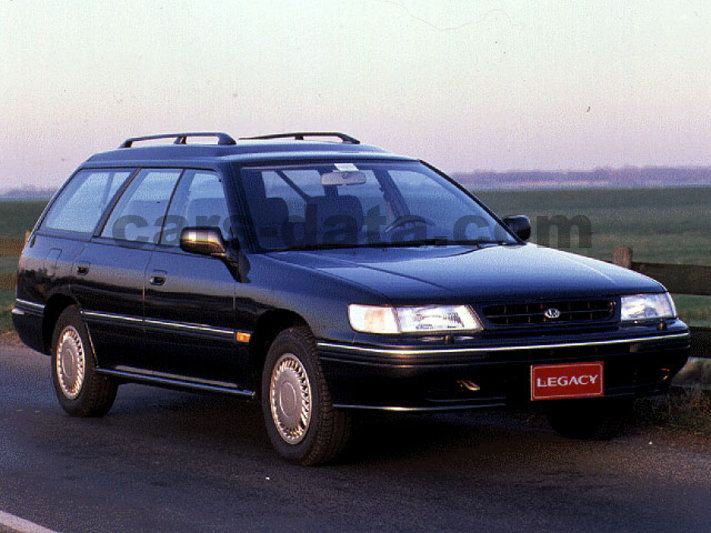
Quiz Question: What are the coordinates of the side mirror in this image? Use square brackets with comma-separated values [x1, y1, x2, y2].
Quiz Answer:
[503, 215, 531, 241]
[180, 227, 229, 258]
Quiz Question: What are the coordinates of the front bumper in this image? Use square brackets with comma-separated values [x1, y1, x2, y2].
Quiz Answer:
[317, 331, 691, 411]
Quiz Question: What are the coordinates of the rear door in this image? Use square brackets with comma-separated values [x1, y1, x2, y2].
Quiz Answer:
[73, 168, 182, 370]
[143, 169, 250, 390]
[25, 169, 133, 303]
[19, 169, 133, 351]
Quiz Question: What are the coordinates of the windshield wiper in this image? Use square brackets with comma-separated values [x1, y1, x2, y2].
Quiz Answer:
[367, 238, 514, 248]
[275, 239, 514, 252]
[275, 243, 364, 252]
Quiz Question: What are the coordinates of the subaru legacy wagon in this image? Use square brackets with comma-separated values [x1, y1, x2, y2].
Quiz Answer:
[13, 131, 690, 465]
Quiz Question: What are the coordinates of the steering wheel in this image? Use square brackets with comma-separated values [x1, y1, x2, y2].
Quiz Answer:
[383, 215, 435, 235]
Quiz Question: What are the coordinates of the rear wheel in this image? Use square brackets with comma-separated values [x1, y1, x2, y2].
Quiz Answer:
[546, 398, 633, 440]
[261, 326, 351, 465]
[51, 306, 117, 417]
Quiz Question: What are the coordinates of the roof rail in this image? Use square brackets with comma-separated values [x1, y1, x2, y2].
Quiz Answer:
[119, 132, 237, 148]
[240, 131, 360, 145]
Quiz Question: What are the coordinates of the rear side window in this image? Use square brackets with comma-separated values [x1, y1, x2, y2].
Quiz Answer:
[41, 170, 131, 235]
[161, 170, 231, 246]
[101, 169, 181, 243]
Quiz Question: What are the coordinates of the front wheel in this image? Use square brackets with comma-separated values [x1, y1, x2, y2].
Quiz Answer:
[261, 326, 351, 465]
[546, 398, 633, 440]
[51, 306, 118, 417]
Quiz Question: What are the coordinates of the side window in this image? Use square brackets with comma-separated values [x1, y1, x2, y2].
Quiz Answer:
[101, 169, 181, 243]
[41, 170, 131, 235]
[161, 170, 231, 247]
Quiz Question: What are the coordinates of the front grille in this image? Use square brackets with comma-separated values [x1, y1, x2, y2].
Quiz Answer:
[482, 299, 616, 327]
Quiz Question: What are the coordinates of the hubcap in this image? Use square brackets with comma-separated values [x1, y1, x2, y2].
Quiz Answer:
[269, 354, 312, 445]
[55, 326, 86, 400]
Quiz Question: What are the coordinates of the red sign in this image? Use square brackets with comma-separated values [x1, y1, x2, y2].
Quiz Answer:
[530, 362, 604, 401]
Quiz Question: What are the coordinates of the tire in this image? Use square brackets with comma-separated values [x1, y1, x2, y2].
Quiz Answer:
[261, 326, 351, 465]
[51, 305, 117, 417]
[546, 398, 633, 440]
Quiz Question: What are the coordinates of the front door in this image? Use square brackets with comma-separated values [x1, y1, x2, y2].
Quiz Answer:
[143, 169, 250, 391]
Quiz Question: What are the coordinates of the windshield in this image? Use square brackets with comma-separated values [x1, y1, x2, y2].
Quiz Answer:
[240, 161, 516, 251]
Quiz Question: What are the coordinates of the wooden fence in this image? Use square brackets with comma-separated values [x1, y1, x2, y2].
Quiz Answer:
[0, 238, 24, 290]
[0, 238, 25, 257]
[613, 247, 711, 358]
[0, 273, 15, 290]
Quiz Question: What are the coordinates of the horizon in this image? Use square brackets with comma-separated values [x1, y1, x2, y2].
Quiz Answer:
[3, 1, 711, 187]
[3, 163, 711, 196]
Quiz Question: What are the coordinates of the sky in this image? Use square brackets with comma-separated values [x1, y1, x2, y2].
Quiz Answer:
[2, 0, 711, 188]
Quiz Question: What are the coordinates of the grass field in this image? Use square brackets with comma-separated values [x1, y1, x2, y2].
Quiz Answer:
[476, 187, 711, 265]
[0, 200, 46, 238]
[0, 201, 45, 332]
[0, 189, 710, 331]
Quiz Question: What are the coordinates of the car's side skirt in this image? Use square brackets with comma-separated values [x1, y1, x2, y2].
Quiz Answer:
[96, 367, 255, 398]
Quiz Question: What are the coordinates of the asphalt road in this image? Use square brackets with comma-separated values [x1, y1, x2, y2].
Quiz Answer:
[1, 339, 711, 533]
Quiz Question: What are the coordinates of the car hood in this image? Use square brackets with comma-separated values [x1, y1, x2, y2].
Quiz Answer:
[265, 244, 663, 303]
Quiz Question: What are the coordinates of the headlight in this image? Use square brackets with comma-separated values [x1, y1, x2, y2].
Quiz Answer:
[348, 304, 482, 334]
[620, 293, 676, 322]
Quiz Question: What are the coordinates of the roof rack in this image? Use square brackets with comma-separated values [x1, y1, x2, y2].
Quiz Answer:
[240, 131, 360, 145]
[119, 132, 237, 148]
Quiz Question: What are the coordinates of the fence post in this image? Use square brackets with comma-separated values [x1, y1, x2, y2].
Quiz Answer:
[612, 246, 633, 269]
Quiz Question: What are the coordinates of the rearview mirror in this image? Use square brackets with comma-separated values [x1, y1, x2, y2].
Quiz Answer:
[320, 171, 367, 186]
[503, 215, 531, 241]
[180, 227, 229, 258]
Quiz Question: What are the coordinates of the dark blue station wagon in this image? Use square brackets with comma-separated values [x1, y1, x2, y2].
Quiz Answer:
[13, 132, 690, 464]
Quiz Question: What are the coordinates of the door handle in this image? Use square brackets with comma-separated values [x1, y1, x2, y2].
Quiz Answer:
[150, 271, 167, 286]
[77, 261, 90, 275]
